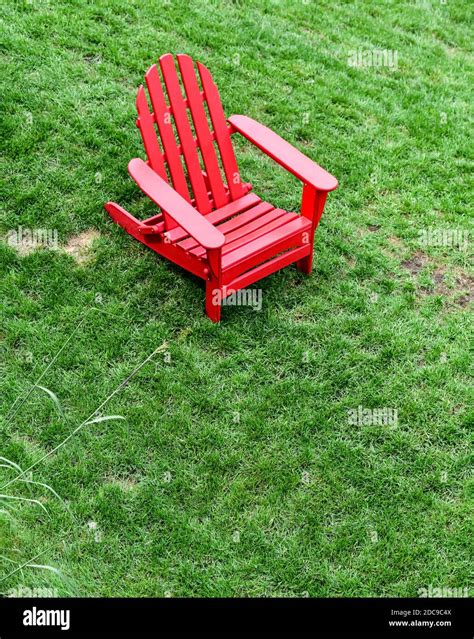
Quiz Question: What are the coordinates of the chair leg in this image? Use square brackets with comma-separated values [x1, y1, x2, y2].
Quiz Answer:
[205, 279, 221, 323]
[297, 251, 313, 275]
[296, 186, 328, 276]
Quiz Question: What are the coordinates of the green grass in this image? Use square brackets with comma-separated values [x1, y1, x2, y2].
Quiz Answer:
[1, 0, 472, 597]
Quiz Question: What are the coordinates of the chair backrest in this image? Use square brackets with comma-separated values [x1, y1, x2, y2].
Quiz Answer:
[136, 53, 247, 224]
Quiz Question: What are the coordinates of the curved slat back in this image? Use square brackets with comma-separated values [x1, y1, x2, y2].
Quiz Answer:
[145, 64, 191, 204]
[136, 54, 245, 216]
[197, 60, 245, 202]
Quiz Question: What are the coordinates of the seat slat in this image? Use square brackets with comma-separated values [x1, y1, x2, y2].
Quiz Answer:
[197, 61, 245, 201]
[167, 192, 261, 244]
[215, 202, 275, 236]
[221, 209, 292, 254]
[217, 210, 297, 258]
[222, 216, 312, 273]
[189, 204, 280, 257]
[159, 54, 212, 214]
[180, 201, 273, 252]
[177, 54, 229, 209]
[136, 86, 167, 180]
[145, 64, 191, 203]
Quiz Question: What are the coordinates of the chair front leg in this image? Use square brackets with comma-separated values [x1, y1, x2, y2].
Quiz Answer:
[297, 184, 328, 274]
[205, 247, 222, 322]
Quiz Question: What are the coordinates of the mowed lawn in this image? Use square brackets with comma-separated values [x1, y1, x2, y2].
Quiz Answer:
[1, 0, 472, 597]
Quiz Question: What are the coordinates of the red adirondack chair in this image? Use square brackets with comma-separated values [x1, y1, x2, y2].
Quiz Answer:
[105, 54, 338, 322]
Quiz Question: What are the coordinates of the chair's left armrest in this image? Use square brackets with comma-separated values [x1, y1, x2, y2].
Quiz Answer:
[228, 115, 338, 192]
[128, 158, 225, 250]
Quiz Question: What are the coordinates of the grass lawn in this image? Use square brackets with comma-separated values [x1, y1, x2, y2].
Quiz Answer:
[1, 0, 472, 597]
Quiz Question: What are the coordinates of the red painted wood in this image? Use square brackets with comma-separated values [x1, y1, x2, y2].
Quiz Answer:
[212, 202, 275, 238]
[220, 210, 298, 258]
[190, 207, 290, 258]
[145, 64, 191, 205]
[141, 212, 164, 226]
[182, 201, 274, 254]
[228, 115, 338, 192]
[224, 244, 311, 293]
[296, 185, 328, 274]
[177, 54, 229, 209]
[104, 202, 208, 279]
[197, 61, 245, 201]
[166, 192, 261, 244]
[222, 216, 312, 281]
[136, 86, 167, 180]
[137, 223, 165, 235]
[206, 277, 221, 322]
[222, 210, 295, 251]
[206, 245, 223, 322]
[105, 201, 141, 232]
[107, 54, 338, 321]
[159, 54, 211, 214]
[128, 159, 224, 249]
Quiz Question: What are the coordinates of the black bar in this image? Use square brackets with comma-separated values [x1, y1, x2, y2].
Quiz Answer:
[0, 597, 472, 636]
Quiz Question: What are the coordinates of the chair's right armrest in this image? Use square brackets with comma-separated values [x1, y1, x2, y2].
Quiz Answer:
[128, 158, 225, 250]
[228, 115, 338, 192]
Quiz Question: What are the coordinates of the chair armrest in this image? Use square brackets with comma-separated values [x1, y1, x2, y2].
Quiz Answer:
[128, 158, 225, 250]
[228, 115, 338, 192]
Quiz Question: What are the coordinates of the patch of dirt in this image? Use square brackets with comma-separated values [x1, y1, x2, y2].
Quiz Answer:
[346, 256, 356, 267]
[402, 253, 473, 307]
[367, 224, 381, 232]
[452, 272, 473, 307]
[104, 476, 138, 492]
[83, 54, 101, 64]
[380, 235, 405, 259]
[444, 45, 459, 58]
[450, 404, 464, 415]
[12, 434, 46, 457]
[388, 236, 403, 247]
[419, 267, 449, 296]
[401, 250, 428, 275]
[64, 229, 100, 265]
